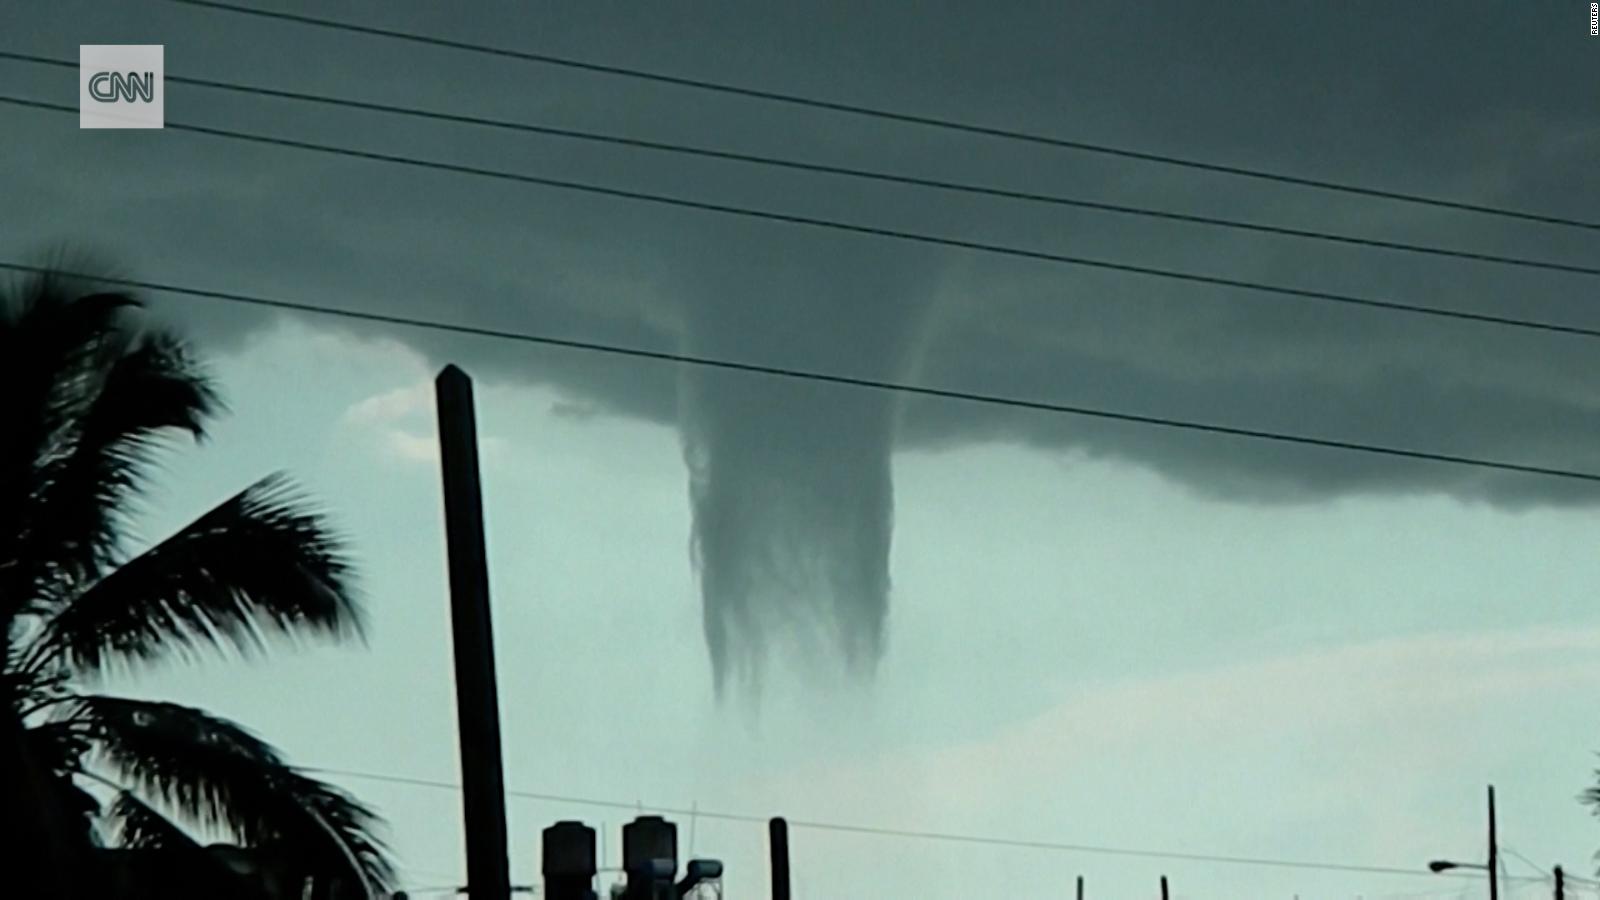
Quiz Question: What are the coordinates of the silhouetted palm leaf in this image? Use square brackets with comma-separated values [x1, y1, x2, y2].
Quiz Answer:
[107, 790, 281, 900]
[20, 330, 217, 607]
[2, 272, 393, 895]
[72, 695, 394, 891]
[272, 768, 395, 893]
[36, 473, 364, 675]
[72, 694, 285, 831]
[107, 789, 198, 851]
[1, 274, 139, 624]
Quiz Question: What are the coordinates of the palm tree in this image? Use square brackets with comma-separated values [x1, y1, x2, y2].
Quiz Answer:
[1, 267, 395, 896]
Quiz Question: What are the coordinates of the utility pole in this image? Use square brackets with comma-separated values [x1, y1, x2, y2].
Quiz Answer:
[1554, 865, 1564, 900]
[1075, 875, 1083, 900]
[769, 818, 791, 900]
[437, 365, 511, 900]
[1160, 875, 1169, 900]
[1425, 785, 1504, 900]
[1486, 785, 1498, 900]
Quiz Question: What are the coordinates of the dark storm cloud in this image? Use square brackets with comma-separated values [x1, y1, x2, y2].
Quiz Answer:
[5, 0, 1597, 684]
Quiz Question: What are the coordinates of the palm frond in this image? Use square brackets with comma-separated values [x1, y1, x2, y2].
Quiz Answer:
[0, 273, 137, 457]
[25, 717, 94, 775]
[72, 694, 395, 892]
[16, 720, 104, 845]
[274, 768, 396, 895]
[18, 329, 218, 609]
[35, 473, 364, 675]
[3, 265, 391, 895]
[106, 788, 203, 851]
[0, 274, 140, 623]
[103, 789, 281, 899]
[71, 694, 286, 837]
[1583, 772, 1600, 813]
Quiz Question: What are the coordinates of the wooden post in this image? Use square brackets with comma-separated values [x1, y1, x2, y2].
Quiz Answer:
[1554, 865, 1564, 900]
[437, 365, 511, 900]
[1160, 875, 1169, 900]
[1486, 786, 1498, 900]
[1075, 875, 1083, 900]
[769, 817, 791, 900]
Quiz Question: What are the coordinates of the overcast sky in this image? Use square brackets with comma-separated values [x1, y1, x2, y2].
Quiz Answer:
[6, 1, 1600, 897]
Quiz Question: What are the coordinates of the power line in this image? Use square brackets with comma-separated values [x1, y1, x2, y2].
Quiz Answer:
[305, 765, 1540, 882]
[1556, 870, 1600, 888]
[3, 51, 1593, 280]
[1485, 846, 1600, 890]
[1504, 845, 1600, 888]
[7, 95, 1600, 348]
[3, 259, 1599, 487]
[1502, 846, 1552, 881]
[162, 0, 1600, 234]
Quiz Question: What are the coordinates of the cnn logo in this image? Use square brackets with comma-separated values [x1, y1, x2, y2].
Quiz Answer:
[80, 45, 163, 129]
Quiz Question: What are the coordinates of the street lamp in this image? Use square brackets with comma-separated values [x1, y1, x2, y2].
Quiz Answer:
[1424, 785, 1498, 900]
[1428, 860, 1486, 874]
